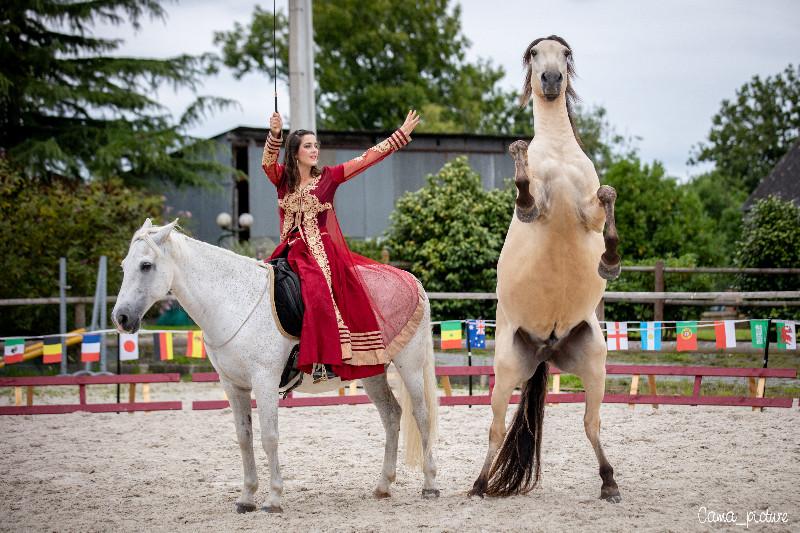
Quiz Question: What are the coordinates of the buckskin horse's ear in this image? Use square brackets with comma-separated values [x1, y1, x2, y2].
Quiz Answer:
[520, 39, 539, 107]
[152, 219, 178, 246]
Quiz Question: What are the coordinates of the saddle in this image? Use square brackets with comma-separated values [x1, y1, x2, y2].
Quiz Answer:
[267, 257, 304, 338]
[267, 257, 336, 391]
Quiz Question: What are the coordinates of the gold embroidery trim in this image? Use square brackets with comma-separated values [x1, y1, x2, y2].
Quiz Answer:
[262, 133, 281, 167]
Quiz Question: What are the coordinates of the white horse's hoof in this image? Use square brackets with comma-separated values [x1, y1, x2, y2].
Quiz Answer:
[236, 502, 257, 513]
[262, 505, 283, 513]
[422, 488, 440, 499]
[373, 488, 391, 499]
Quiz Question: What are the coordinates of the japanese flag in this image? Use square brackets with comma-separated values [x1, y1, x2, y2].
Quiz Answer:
[119, 333, 139, 361]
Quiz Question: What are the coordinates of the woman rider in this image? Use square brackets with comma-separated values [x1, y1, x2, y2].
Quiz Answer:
[262, 111, 422, 383]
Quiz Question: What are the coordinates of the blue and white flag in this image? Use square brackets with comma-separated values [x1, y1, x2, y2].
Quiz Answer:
[467, 320, 486, 349]
[640, 321, 662, 351]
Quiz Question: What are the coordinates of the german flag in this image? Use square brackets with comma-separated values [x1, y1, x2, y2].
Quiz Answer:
[187, 331, 206, 358]
[440, 321, 462, 350]
[43, 337, 62, 364]
[154, 332, 173, 361]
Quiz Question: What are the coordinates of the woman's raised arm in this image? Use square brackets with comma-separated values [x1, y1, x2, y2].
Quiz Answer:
[262, 112, 284, 186]
[337, 110, 420, 184]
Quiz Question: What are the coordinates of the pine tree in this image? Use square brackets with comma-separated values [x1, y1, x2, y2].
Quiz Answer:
[0, 0, 232, 185]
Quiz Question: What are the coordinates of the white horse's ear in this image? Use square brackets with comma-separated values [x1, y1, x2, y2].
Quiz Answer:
[142, 218, 153, 229]
[151, 219, 177, 246]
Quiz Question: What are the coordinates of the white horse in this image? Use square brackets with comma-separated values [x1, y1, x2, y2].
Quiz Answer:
[112, 219, 439, 513]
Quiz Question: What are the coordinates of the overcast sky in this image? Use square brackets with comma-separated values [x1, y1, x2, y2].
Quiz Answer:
[93, 0, 800, 180]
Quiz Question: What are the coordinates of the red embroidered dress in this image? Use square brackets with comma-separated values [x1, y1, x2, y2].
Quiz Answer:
[262, 129, 421, 380]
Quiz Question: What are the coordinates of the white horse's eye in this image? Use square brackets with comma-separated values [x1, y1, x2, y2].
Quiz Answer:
[140, 262, 153, 272]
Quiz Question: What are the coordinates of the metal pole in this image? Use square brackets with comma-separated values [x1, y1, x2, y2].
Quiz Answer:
[116, 333, 121, 406]
[762, 319, 771, 369]
[59, 258, 68, 375]
[654, 260, 664, 321]
[466, 320, 473, 406]
[99, 256, 108, 373]
[288, 0, 316, 131]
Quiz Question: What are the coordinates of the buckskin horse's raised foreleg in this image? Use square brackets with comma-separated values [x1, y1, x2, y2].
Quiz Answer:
[509, 140, 539, 222]
[597, 185, 621, 280]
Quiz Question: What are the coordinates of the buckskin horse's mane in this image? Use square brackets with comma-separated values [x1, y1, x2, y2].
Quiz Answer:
[520, 35, 582, 147]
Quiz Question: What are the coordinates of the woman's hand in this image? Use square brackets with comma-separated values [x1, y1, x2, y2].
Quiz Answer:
[269, 112, 283, 137]
[399, 109, 420, 137]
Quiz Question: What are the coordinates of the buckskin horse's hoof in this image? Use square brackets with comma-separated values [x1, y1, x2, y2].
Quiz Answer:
[262, 505, 283, 513]
[236, 502, 257, 513]
[598, 260, 621, 281]
[422, 488, 441, 499]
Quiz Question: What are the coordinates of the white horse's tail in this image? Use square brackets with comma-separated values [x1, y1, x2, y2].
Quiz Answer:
[400, 306, 439, 469]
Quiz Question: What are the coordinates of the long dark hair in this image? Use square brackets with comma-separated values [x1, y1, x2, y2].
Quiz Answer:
[520, 35, 582, 146]
[283, 129, 321, 192]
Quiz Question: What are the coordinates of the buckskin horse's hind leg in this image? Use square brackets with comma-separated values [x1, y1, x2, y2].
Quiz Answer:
[361, 374, 401, 498]
[597, 185, 621, 280]
[550, 319, 622, 503]
[509, 140, 539, 223]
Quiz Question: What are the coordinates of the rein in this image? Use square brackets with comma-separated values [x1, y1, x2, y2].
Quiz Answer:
[203, 263, 271, 351]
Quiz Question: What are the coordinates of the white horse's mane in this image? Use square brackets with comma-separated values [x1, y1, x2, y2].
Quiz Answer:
[131, 222, 262, 266]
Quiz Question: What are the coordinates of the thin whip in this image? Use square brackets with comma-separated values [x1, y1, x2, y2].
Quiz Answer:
[273, 0, 278, 112]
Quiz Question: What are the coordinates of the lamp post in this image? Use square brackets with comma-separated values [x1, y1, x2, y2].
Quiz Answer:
[216, 212, 254, 246]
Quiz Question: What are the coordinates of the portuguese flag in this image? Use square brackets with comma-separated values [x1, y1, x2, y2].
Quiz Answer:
[676, 321, 697, 352]
[440, 321, 462, 350]
[154, 332, 174, 361]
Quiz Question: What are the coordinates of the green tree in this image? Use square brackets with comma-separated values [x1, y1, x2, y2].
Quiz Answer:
[384, 157, 508, 319]
[734, 197, 800, 319]
[214, 0, 526, 135]
[689, 64, 800, 193]
[0, 0, 232, 186]
[603, 156, 718, 264]
[0, 159, 163, 336]
[684, 170, 747, 262]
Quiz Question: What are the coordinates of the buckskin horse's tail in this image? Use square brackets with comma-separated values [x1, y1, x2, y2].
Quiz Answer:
[485, 361, 549, 496]
[400, 303, 439, 469]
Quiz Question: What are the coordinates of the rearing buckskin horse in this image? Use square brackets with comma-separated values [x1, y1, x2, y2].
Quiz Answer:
[469, 36, 622, 502]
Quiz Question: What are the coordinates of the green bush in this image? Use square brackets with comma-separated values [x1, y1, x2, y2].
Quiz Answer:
[384, 156, 509, 319]
[0, 160, 163, 336]
[734, 196, 800, 318]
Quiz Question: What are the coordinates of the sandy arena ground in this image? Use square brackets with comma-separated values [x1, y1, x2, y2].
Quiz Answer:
[0, 381, 798, 532]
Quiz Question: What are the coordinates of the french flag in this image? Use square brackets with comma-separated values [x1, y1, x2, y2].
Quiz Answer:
[81, 334, 101, 362]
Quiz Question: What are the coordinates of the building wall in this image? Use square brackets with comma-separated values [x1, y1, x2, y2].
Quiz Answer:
[164, 128, 520, 244]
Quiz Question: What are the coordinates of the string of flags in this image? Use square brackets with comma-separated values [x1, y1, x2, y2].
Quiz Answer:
[2, 319, 797, 365]
[434, 319, 797, 352]
[2, 330, 208, 366]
